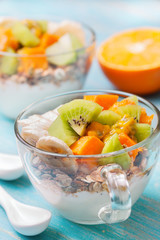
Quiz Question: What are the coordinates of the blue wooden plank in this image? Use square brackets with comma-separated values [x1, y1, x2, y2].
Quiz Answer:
[0, 188, 160, 240]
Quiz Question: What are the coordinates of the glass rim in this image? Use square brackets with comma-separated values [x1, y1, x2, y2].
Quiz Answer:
[0, 18, 96, 58]
[14, 89, 160, 159]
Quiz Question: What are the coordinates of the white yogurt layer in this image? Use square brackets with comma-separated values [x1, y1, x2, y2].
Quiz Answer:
[0, 80, 81, 119]
[32, 173, 149, 225]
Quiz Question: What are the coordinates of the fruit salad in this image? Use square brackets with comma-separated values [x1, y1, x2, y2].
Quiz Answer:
[0, 18, 95, 118]
[18, 94, 154, 223]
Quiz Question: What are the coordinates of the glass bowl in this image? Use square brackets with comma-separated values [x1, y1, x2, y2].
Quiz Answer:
[15, 90, 160, 225]
[0, 17, 95, 119]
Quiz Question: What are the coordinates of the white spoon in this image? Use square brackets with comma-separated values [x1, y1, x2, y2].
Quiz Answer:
[0, 153, 24, 180]
[0, 186, 52, 236]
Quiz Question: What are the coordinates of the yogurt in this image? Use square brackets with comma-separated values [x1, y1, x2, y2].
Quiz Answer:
[0, 79, 81, 119]
[31, 172, 150, 225]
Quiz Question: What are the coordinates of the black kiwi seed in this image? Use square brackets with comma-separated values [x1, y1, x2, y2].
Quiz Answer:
[86, 122, 90, 127]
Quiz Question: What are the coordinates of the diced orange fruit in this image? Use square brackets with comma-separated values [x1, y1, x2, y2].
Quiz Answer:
[118, 132, 140, 160]
[140, 107, 154, 125]
[71, 136, 104, 168]
[5, 29, 19, 50]
[84, 94, 119, 110]
[34, 27, 42, 38]
[98, 28, 160, 95]
[0, 34, 8, 51]
[40, 33, 59, 48]
[71, 136, 104, 155]
[0, 29, 19, 51]
[18, 47, 48, 74]
[86, 121, 110, 139]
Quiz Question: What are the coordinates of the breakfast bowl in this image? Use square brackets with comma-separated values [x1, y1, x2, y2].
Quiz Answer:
[0, 17, 95, 119]
[98, 28, 160, 95]
[15, 90, 160, 225]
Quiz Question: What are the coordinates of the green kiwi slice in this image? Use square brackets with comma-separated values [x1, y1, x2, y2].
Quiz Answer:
[118, 105, 141, 122]
[0, 48, 18, 75]
[46, 33, 82, 66]
[70, 33, 84, 55]
[134, 123, 152, 142]
[48, 116, 79, 146]
[37, 20, 47, 33]
[126, 95, 138, 105]
[12, 22, 40, 47]
[96, 110, 121, 126]
[58, 99, 102, 136]
[99, 133, 131, 170]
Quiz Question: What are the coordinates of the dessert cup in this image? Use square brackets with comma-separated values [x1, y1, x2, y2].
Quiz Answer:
[15, 90, 160, 224]
[0, 18, 95, 119]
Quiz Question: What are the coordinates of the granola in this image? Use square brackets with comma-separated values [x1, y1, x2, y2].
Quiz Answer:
[29, 147, 148, 195]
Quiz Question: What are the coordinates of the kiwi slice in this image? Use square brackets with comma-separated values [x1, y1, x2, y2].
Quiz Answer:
[96, 110, 121, 126]
[48, 116, 79, 146]
[118, 105, 141, 122]
[99, 133, 131, 170]
[58, 99, 102, 136]
[46, 33, 84, 66]
[126, 95, 138, 105]
[134, 123, 152, 142]
[37, 20, 47, 33]
[0, 48, 18, 75]
[70, 33, 84, 55]
[46, 33, 77, 66]
[12, 22, 40, 47]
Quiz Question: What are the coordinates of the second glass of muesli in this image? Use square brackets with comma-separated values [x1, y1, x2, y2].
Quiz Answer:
[15, 90, 160, 225]
[0, 18, 95, 118]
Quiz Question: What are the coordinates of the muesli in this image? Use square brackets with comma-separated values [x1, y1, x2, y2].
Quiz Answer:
[0, 19, 92, 118]
[18, 94, 153, 223]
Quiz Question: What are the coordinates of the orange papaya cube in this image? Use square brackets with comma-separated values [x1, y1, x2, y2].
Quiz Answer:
[0, 29, 19, 51]
[40, 33, 59, 48]
[140, 108, 154, 125]
[18, 47, 48, 74]
[70, 136, 104, 155]
[118, 132, 140, 160]
[71, 136, 104, 169]
[84, 94, 119, 110]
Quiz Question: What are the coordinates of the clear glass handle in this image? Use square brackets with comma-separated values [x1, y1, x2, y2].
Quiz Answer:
[98, 164, 131, 224]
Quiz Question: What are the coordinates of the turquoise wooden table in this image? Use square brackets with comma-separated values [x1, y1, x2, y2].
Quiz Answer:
[0, 0, 160, 239]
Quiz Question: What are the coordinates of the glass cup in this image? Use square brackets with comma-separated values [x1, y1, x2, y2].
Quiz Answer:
[15, 90, 160, 224]
[0, 17, 95, 119]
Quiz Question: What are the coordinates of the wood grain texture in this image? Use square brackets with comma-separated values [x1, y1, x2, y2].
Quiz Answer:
[0, 0, 160, 239]
[0, 193, 160, 240]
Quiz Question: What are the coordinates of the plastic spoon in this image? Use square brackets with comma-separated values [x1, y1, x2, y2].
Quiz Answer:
[0, 186, 52, 236]
[0, 153, 24, 180]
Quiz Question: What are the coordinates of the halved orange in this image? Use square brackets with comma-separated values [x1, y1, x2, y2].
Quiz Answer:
[98, 28, 160, 95]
